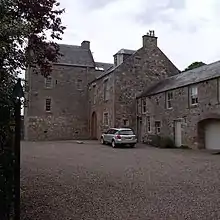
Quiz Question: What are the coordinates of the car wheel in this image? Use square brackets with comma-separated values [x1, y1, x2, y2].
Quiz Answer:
[111, 140, 116, 148]
[100, 137, 105, 145]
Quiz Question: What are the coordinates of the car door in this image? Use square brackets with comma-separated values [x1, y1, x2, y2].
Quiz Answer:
[109, 129, 118, 142]
[104, 129, 111, 143]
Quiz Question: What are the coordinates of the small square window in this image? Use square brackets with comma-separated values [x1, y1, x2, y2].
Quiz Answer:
[45, 98, 51, 112]
[155, 121, 161, 134]
[76, 79, 83, 90]
[45, 77, 52, 88]
[123, 119, 129, 127]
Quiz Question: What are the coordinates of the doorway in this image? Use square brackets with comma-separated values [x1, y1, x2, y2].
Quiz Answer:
[91, 112, 97, 140]
[174, 120, 182, 147]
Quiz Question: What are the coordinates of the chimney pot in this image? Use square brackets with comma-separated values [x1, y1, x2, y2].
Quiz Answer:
[142, 30, 157, 48]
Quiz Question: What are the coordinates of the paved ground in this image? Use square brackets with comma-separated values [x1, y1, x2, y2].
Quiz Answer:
[21, 141, 220, 220]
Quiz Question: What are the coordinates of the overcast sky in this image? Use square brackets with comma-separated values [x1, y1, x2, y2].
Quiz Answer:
[59, 0, 220, 70]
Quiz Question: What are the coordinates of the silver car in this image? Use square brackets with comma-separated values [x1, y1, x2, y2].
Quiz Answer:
[100, 128, 137, 148]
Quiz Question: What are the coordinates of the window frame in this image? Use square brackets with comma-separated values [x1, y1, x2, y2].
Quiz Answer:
[103, 78, 109, 101]
[76, 79, 83, 90]
[142, 98, 147, 113]
[92, 83, 97, 104]
[45, 76, 52, 89]
[146, 116, 151, 133]
[166, 91, 173, 109]
[189, 85, 198, 106]
[155, 121, 161, 134]
[45, 98, 52, 112]
[103, 112, 109, 126]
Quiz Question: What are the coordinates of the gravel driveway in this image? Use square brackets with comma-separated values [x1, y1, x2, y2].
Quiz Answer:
[21, 141, 220, 220]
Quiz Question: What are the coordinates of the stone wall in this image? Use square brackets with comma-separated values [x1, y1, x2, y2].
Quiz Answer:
[137, 77, 220, 149]
[88, 72, 115, 139]
[24, 64, 99, 141]
[114, 36, 179, 133]
[88, 35, 179, 139]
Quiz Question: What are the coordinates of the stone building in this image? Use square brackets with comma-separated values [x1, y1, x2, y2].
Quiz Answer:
[24, 41, 113, 141]
[88, 31, 179, 139]
[137, 61, 220, 150]
[24, 31, 179, 141]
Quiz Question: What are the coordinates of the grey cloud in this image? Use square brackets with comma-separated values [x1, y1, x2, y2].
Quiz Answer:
[136, 0, 186, 24]
[136, 0, 198, 33]
[80, 0, 119, 10]
[166, 0, 186, 10]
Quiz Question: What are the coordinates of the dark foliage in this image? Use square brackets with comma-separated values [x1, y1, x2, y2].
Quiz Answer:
[0, 0, 65, 218]
[183, 61, 206, 72]
[144, 134, 176, 148]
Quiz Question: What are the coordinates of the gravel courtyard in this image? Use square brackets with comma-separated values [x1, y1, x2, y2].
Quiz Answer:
[21, 141, 220, 220]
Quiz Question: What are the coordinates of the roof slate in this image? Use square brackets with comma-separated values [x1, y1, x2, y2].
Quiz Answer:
[95, 62, 114, 71]
[114, 48, 136, 55]
[138, 60, 220, 98]
[58, 44, 95, 67]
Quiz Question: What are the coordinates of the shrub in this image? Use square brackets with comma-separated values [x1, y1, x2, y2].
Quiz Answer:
[144, 134, 176, 148]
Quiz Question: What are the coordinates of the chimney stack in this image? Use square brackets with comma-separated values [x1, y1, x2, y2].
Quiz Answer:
[81, 40, 90, 50]
[142, 30, 157, 48]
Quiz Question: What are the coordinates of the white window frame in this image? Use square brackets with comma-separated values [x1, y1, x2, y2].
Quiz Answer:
[146, 116, 151, 133]
[189, 85, 198, 106]
[45, 98, 52, 112]
[45, 76, 52, 89]
[155, 121, 161, 134]
[166, 91, 173, 109]
[103, 112, 109, 126]
[142, 99, 147, 113]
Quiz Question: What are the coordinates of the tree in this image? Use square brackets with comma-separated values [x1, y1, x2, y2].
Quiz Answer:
[0, 0, 66, 78]
[0, 1, 65, 218]
[183, 61, 206, 72]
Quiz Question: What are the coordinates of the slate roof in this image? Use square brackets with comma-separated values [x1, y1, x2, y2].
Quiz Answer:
[95, 62, 114, 71]
[57, 44, 95, 67]
[89, 49, 138, 84]
[138, 60, 220, 98]
[114, 48, 136, 56]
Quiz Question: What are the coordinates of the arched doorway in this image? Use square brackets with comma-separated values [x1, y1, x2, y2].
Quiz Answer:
[91, 112, 97, 140]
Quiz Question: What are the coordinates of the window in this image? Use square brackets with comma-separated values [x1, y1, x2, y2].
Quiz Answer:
[189, 85, 198, 105]
[155, 121, 161, 134]
[103, 112, 109, 126]
[166, 91, 173, 109]
[103, 79, 110, 101]
[118, 130, 134, 135]
[45, 77, 52, 88]
[93, 84, 97, 104]
[45, 98, 51, 112]
[123, 119, 129, 127]
[109, 129, 117, 134]
[76, 79, 83, 90]
[146, 116, 151, 132]
[142, 99, 147, 113]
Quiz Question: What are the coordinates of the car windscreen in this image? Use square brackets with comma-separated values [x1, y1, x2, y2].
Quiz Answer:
[118, 130, 134, 135]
